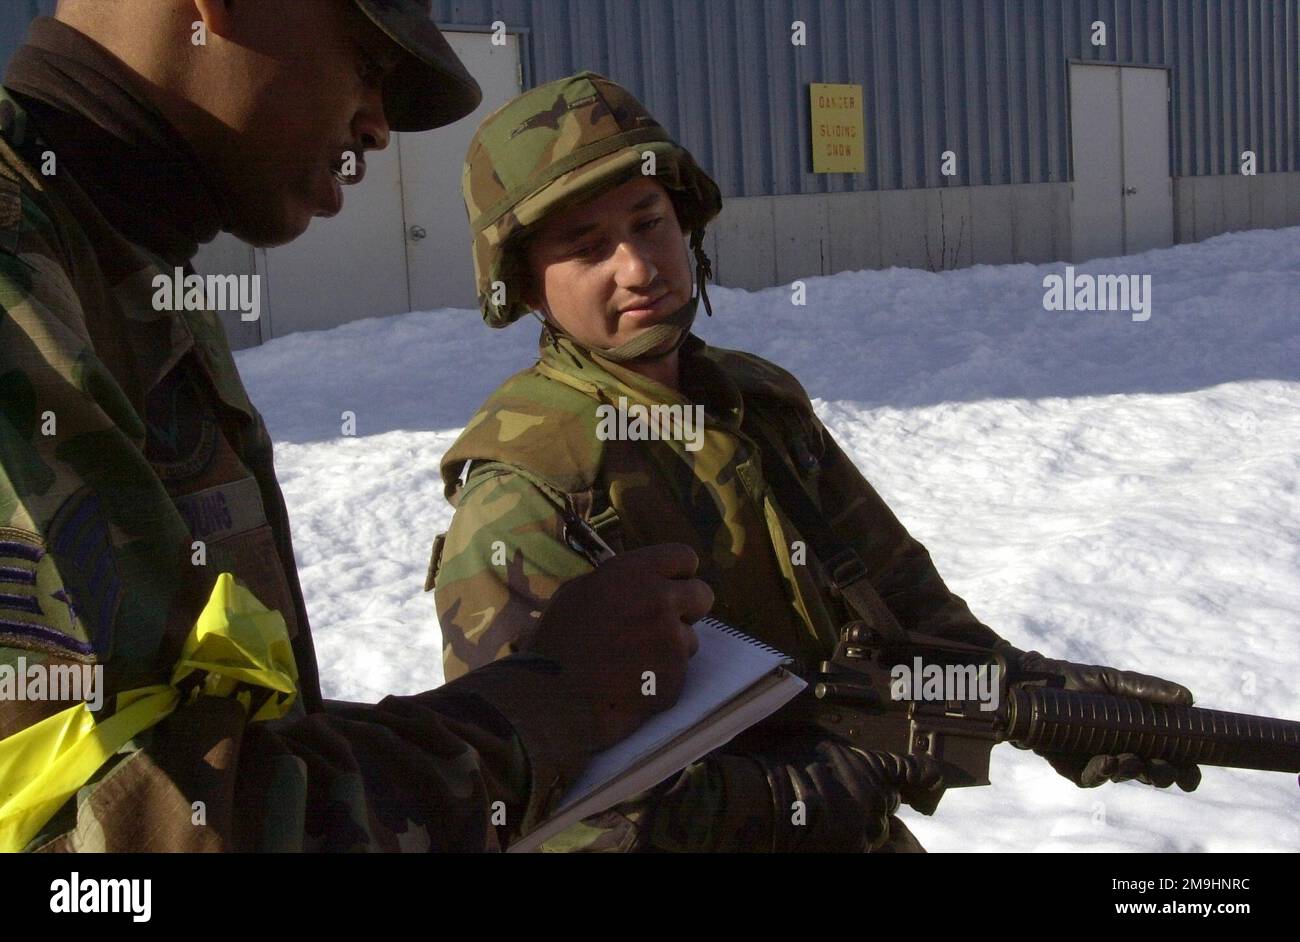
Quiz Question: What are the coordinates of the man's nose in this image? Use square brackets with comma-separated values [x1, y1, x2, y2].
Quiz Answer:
[613, 240, 657, 287]
[355, 86, 391, 153]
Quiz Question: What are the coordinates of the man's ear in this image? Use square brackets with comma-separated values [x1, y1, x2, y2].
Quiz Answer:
[193, 0, 236, 38]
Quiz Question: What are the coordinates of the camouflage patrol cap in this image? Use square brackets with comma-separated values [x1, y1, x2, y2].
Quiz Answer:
[353, 0, 482, 131]
[462, 71, 723, 328]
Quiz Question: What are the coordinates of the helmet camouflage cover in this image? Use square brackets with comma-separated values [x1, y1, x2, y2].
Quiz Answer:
[462, 71, 722, 328]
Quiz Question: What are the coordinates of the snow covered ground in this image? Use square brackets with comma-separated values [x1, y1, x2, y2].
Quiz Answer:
[236, 226, 1300, 853]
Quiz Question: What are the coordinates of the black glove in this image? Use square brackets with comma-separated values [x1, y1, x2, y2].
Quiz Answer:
[641, 741, 941, 853]
[1004, 645, 1202, 792]
[753, 741, 945, 852]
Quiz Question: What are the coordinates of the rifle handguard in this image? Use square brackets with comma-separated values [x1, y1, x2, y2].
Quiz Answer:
[1008, 686, 1300, 773]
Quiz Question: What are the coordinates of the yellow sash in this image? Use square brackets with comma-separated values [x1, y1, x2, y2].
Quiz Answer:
[0, 573, 298, 852]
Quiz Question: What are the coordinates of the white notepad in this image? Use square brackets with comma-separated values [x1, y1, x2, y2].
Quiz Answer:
[509, 616, 807, 852]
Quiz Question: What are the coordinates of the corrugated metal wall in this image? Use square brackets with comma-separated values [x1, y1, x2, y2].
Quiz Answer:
[0, 0, 53, 72]
[2, 2, 1295, 196]
[435, 0, 1299, 195]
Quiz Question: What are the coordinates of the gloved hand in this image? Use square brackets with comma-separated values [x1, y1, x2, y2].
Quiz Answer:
[647, 743, 946, 852]
[1002, 645, 1202, 792]
[639, 741, 941, 853]
[751, 741, 945, 852]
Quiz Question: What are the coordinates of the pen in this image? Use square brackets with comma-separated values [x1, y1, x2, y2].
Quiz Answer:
[561, 507, 617, 566]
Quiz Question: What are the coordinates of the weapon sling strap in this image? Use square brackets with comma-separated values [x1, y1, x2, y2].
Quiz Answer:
[749, 420, 910, 648]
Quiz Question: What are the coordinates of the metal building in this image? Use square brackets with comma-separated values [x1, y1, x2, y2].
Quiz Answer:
[3, 1, 1298, 348]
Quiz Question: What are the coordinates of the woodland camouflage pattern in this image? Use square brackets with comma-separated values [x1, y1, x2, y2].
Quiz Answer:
[434, 332, 1006, 851]
[0, 86, 596, 852]
[462, 71, 721, 327]
[442, 69, 1003, 851]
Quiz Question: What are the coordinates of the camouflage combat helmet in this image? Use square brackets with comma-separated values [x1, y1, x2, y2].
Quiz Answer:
[462, 71, 722, 360]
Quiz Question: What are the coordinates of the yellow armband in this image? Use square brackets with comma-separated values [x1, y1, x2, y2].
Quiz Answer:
[0, 573, 298, 852]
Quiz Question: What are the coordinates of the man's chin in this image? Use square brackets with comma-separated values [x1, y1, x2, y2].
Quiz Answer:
[225, 208, 313, 248]
[616, 297, 685, 331]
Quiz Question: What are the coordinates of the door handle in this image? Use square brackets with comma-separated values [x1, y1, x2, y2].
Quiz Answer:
[408, 225, 427, 242]
[1123, 186, 1138, 196]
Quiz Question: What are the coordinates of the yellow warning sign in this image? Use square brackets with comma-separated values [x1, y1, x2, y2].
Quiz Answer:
[810, 83, 866, 174]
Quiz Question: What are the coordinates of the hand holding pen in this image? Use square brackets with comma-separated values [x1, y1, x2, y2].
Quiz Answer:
[526, 510, 710, 748]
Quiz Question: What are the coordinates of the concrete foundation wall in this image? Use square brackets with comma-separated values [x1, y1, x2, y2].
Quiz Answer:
[1174, 171, 1300, 245]
[710, 172, 1300, 292]
[709, 183, 1073, 291]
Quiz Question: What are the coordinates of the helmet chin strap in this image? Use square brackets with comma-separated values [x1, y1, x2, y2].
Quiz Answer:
[546, 232, 715, 365]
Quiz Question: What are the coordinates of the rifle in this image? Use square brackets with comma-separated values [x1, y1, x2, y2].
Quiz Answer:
[809, 621, 1300, 814]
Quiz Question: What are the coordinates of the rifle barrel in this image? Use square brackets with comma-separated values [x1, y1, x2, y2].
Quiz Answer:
[1007, 687, 1300, 773]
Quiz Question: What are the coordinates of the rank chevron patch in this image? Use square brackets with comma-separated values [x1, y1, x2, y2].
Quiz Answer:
[0, 519, 106, 662]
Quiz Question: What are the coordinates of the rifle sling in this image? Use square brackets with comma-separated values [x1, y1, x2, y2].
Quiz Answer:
[749, 421, 910, 648]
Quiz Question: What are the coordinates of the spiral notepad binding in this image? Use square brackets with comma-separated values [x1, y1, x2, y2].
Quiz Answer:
[697, 615, 793, 664]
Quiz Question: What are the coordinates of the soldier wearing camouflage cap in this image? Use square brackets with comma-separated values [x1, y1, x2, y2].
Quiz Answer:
[0, 1, 703, 852]
[433, 71, 1205, 852]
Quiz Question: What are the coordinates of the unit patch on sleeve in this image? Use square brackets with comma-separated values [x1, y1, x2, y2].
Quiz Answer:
[0, 525, 102, 662]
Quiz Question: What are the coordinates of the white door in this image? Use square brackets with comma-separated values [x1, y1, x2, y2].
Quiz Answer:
[262, 133, 410, 338]
[1120, 67, 1174, 254]
[400, 32, 522, 313]
[1069, 63, 1173, 261]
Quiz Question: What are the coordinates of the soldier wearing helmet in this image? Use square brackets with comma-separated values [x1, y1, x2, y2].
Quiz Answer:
[0, 4, 701, 853]
[433, 71, 1204, 852]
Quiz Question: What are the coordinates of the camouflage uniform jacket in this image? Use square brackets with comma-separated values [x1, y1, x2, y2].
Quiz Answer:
[433, 331, 1005, 851]
[0, 87, 596, 851]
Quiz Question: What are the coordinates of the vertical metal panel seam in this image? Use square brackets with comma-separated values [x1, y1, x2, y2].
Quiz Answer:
[767, 0, 783, 195]
[871, 0, 889, 190]
[1251, 0, 1261, 171]
[1196, 0, 1206, 176]
[919, 0, 935, 188]
[910, 0, 925, 188]
[1236, 0, 1247, 174]
[942, 0, 964, 187]
[1038, 0, 1054, 183]
[887, 0, 902, 189]
[1284, 0, 1294, 167]
[1214, 0, 1225, 175]
[1062, 0, 1075, 181]
[966, 0, 978, 186]
[1253, 0, 1263, 170]
[1288, 0, 1295, 170]
[1278, 0, 1285, 172]
[1002, 0, 1017, 185]
[1027, 0, 1043, 183]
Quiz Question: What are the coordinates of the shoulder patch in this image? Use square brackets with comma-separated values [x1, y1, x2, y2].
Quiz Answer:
[0, 523, 104, 663]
